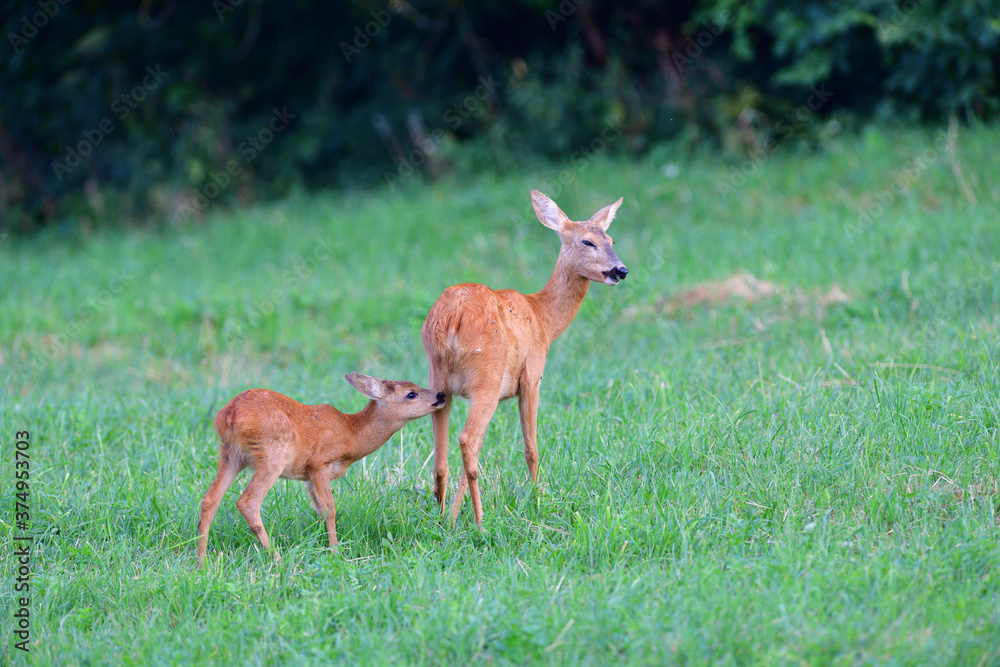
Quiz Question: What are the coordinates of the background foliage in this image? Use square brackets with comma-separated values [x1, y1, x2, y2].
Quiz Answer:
[2, 0, 998, 231]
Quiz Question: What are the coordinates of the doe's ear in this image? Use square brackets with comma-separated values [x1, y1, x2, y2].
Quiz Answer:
[530, 189, 570, 232]
[589, 196, 624, 231]
[345, 372, 387, 400]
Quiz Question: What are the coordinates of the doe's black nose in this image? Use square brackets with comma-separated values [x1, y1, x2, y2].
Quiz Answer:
[436, 392, 446, 402]
[615, 266, 629, 279]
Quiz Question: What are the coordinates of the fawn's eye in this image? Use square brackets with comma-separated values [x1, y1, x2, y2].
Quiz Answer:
[582, 240, 596, 248]
[406, 391, 418, 400]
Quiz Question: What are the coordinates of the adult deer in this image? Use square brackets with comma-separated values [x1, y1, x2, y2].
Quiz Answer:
[196, 373, 445, 566]
[422, 189, 629, 525]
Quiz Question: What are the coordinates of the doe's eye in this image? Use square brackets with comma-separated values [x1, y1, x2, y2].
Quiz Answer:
[406, 391, 418, 400]
[582, 240, 596, 248]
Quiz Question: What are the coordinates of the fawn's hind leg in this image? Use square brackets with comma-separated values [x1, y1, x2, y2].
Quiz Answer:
[236, 465, 283, 556]
[197, 454, 244, 566]
[304, 480, 323, 514]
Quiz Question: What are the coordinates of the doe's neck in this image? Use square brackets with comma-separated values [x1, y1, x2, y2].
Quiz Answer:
[530, 250, 591, 343]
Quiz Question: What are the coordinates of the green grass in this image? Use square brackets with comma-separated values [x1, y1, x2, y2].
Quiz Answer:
[2, 125, 999, 664]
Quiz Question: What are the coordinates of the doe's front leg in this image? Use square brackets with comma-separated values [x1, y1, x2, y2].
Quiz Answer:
[430, 390, 452, 516]
[518, 376, 542, 484]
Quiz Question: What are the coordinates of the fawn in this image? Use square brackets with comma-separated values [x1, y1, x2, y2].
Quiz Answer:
[196, 372, 445, 565]
[422, 189, 629, 525]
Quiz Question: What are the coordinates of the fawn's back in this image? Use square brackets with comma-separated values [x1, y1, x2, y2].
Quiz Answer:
[214, 389, 353, 480]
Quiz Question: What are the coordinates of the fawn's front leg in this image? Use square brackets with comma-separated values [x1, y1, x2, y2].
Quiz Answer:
[307, 469, 338, 548]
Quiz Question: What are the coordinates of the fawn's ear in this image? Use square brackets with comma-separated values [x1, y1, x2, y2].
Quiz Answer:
[589, 197, 624, 231]
[531, 189, 571, 232]
[345, 372, 387, 400]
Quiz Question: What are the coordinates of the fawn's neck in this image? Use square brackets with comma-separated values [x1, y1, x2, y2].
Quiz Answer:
[530, 250, 591, 343]
[345, 401, 402, 461]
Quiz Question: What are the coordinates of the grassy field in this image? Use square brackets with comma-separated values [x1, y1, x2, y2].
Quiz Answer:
[2, 125, 999, 664]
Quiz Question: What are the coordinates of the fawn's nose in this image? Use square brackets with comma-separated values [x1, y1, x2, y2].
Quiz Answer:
[615, 266, 628, 279]
[436, 392, 446, 401]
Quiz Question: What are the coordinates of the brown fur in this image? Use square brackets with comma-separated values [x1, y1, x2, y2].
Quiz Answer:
[422, 189, 629, 525]
[196, 373, 444, 565]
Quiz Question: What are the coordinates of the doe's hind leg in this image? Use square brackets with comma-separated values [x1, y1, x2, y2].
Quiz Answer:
[452, 390, 501, 527]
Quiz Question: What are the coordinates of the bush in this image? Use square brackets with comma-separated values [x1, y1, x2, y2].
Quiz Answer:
[1, 0, 997, 232]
